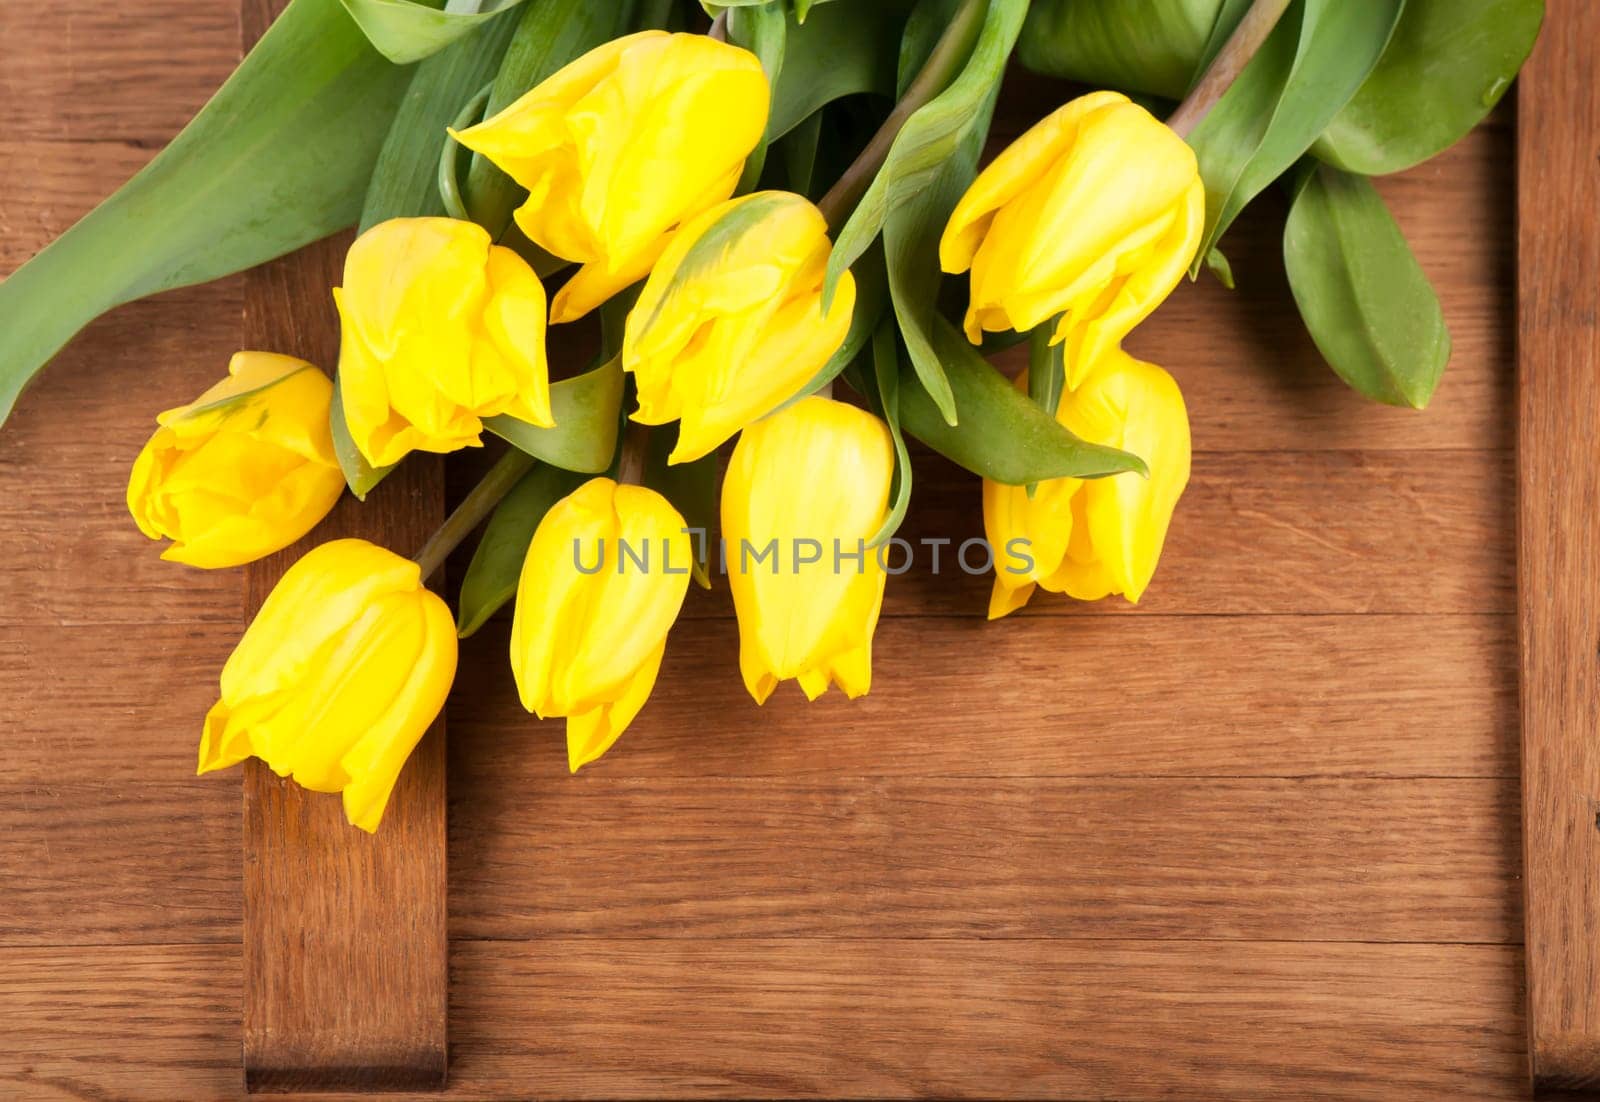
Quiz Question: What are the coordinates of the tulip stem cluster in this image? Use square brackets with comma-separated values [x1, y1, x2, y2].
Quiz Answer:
[413, 447, 536, 581]
[815, 0, 988, 228]
[1166, 0, 1293, 139]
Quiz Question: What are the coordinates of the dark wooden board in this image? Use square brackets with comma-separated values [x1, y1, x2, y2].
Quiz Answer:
[1517, 0, 1600, 1094]
[234, 2, 448, 1090]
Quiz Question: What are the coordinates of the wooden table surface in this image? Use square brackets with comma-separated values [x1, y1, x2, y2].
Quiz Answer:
[0, 4, 1526, 1100]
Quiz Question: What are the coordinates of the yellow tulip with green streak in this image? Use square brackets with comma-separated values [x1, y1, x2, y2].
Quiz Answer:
[127, 351, 344, 569]
[334, 216, 553, 469]
[941, 91, 1204, 389]
[723, 397, 894, 703]
[511, 477, 692, 771]
[624, 192, 856, 464]
[985, 347, 1191, 617]
[197, 538, 457, 832]
[453, 31, 769, 323]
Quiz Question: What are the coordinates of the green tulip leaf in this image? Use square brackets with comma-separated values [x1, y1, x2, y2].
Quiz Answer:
[1283, 161, 1450, 409]
[787, 243, 888, 407]
[330, 384, 395, 501]
[462, 0, 636, 239]
[824, 0, 1025, 304]
[360, 14, 515, 231]
[867, 320, 914, 547]
[1025, 321, 1065, 420]
[1015, 0, 1226, 99]
[729, 3, 788, 192]
[643, 428, 717, 589]
[882, 80, 999, 426]
[0, 0, 413, 432]
[901, 318, 1147, 484]
[338, 0, 528, 65]
[1187, 0, 1404, 273]
[764, 1, 912, 140]
[485, 355, 625, 473]
[1312, 0, 1543, 175]
[457, 462, 581, 638]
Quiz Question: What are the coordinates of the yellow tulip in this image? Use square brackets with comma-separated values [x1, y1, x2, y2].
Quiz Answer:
[127, 351, 344, 569]
[623, 192, 856, 464]
[452, 31, 769, 323]
[197, 539, 457, 832]
[985, 347, 1191, 617]
[941, 91, 1204, 389]
[334, 216, 553, 469]
[723, 396, 894, 703]
[511, 477, 692, 771]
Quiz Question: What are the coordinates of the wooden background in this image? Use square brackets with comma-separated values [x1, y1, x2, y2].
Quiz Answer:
[0, 3, 1529, 1100]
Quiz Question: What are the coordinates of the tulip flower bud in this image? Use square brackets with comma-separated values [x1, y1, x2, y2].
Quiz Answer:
[334, 217, 553, 469]
[126, 351, 344, 569]
[623, 192, 856, 464]
[198, 539, 457, 832]
[941, 91, 1204, 389]
[511, 477, 692, 771]
[722, 397, 894, 703]
[985, 347, 1191, 617]
[453, 31, 770, 324]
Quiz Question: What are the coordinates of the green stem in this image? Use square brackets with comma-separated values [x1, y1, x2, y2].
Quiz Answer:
[1166, 0, 1292, 138]
[815, 0, 987, 228]
[413, 447, 536, 580]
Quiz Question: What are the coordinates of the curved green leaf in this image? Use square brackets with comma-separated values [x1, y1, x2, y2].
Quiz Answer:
[730, 4, 788, 192]
[765, 1, 911, 139]
[0, 0, 412, 431]
[867, 320, 914, 547]
[361, 11, 517, 229]
[900, 318, 1147, 484]
[339, 0, 526, 65]
[1283, 161, 1449, 408]
[484, 355, 625, 472]
[882, 81, 998, 426]
[1015, 0, 1225, 99]
[457, 462, 581, 637]
[1312, 0, 1542, 175]
[1188, 0, 1405, 272]
[825, 0, 1023, 303]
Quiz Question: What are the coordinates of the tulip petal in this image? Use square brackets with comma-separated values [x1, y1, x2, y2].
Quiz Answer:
[565, 640, 664, 772]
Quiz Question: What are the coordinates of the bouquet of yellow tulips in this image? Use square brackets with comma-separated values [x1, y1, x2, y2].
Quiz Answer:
[0, 0, 1540, 830]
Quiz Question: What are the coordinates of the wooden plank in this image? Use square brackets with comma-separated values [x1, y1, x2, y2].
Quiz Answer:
[0, 612, 1506, 785]
[0, 941, 1528, 1102]
[237, 239, 451, 1089]
[450, 939, 1527, 1102]
[447, 776, 1518, 943]
[0, 783, 239, 946]
[453, 614, 1516, 781]
[236, 2, 448, 1084]
[0, 3, 238, 144]
[1517, 0, 1600, 1094]
[0, 774, 1514, 948]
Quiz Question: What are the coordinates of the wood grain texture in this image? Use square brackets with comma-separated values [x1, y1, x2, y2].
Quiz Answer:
[236, 0, 448, 1083]
[0, 941, 1530, 1102]
[1517, 0, 1600, 1094]
[0, 2, 1528, 1099]
[238, 237, 451, 1089]
[453, 614, 1517, 781]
